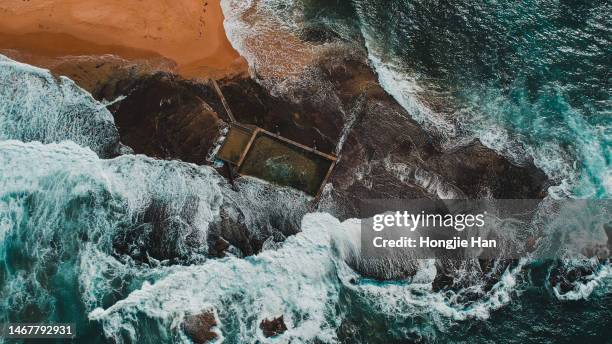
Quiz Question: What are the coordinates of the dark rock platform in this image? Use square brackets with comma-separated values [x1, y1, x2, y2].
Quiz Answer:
[45, 47, 552, 267]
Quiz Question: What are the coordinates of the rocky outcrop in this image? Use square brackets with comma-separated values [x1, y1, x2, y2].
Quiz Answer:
[313, 53, 549, 217]
[51, 53, 549, 214]
[39, 48, 551, 268]
[104, 73, 223, 164]
[31, 56, 221, 165]
[182, 311, 219, 344]
[213, 76, 343, 154]
[208, 52, 549, 218]
[198, 53, 549, 220]
[260, 315, 288, 338]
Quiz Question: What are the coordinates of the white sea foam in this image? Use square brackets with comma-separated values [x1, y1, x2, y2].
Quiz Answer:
[0, 140, 225, 318]
[2, 140, 605, 342]
[0, 140, 314, 342]
[0, 55, 120, 157]
[331, 219, 527, 325]
[554, 266, 612, 301]
[366, 53, 459, 143]
[382, 157, 466, 199]
[221, 0, 317, 79]
[87, 211, 532, 343]
[552, 260, 612, 301]
[90, 213, 345, 344]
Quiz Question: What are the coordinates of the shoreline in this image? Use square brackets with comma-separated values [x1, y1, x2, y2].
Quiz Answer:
[0, 0, 247, 79]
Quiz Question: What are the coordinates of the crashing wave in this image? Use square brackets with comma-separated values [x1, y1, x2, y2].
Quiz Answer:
[0, 55, 121, 157]
[89, 213, 345, 343]
[0, 139, 543, 343]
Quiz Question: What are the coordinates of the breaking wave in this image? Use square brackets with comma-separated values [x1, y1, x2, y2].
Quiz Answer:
[0, 138, 542, 343]
[0, 55, 121, 158]
[348, 0, 611, 199]
[221, 0, 611, 199]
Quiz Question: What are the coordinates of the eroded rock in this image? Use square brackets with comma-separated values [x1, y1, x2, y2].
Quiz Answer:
[260, 315, 288, 338]
[29, 50, 553, 288]
[51, 52, 549, 214]
[107, 73, 223, 164]
[183, 311, 219, 344]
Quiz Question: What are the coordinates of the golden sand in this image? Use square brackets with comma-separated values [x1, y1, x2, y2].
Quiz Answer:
[0, 0, 247, 79]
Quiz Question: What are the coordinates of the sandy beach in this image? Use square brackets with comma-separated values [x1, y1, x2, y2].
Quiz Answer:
[0, 0, 246, 79]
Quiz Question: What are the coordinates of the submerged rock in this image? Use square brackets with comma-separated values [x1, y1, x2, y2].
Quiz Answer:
[207, 206, 259, 257]
[432, 272, 454, 293]
[549, 263, 598, 294]
[182, 311, 219, 344]
[112, 193, 207, 264]
[259, 315, 288, 338]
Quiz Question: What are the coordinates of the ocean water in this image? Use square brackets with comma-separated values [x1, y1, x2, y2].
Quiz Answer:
[337, 0, 611, 199]
[0, 0, 611, 342]
[223, 0, 611, 199]
[0, 56, 121, 158]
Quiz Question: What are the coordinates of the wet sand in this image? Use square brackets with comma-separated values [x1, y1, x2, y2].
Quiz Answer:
[0, 0, 247, 79]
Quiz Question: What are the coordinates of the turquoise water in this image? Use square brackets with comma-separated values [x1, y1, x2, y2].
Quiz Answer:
[221, 0, 612, 199]
[337, 0, 611, 198]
